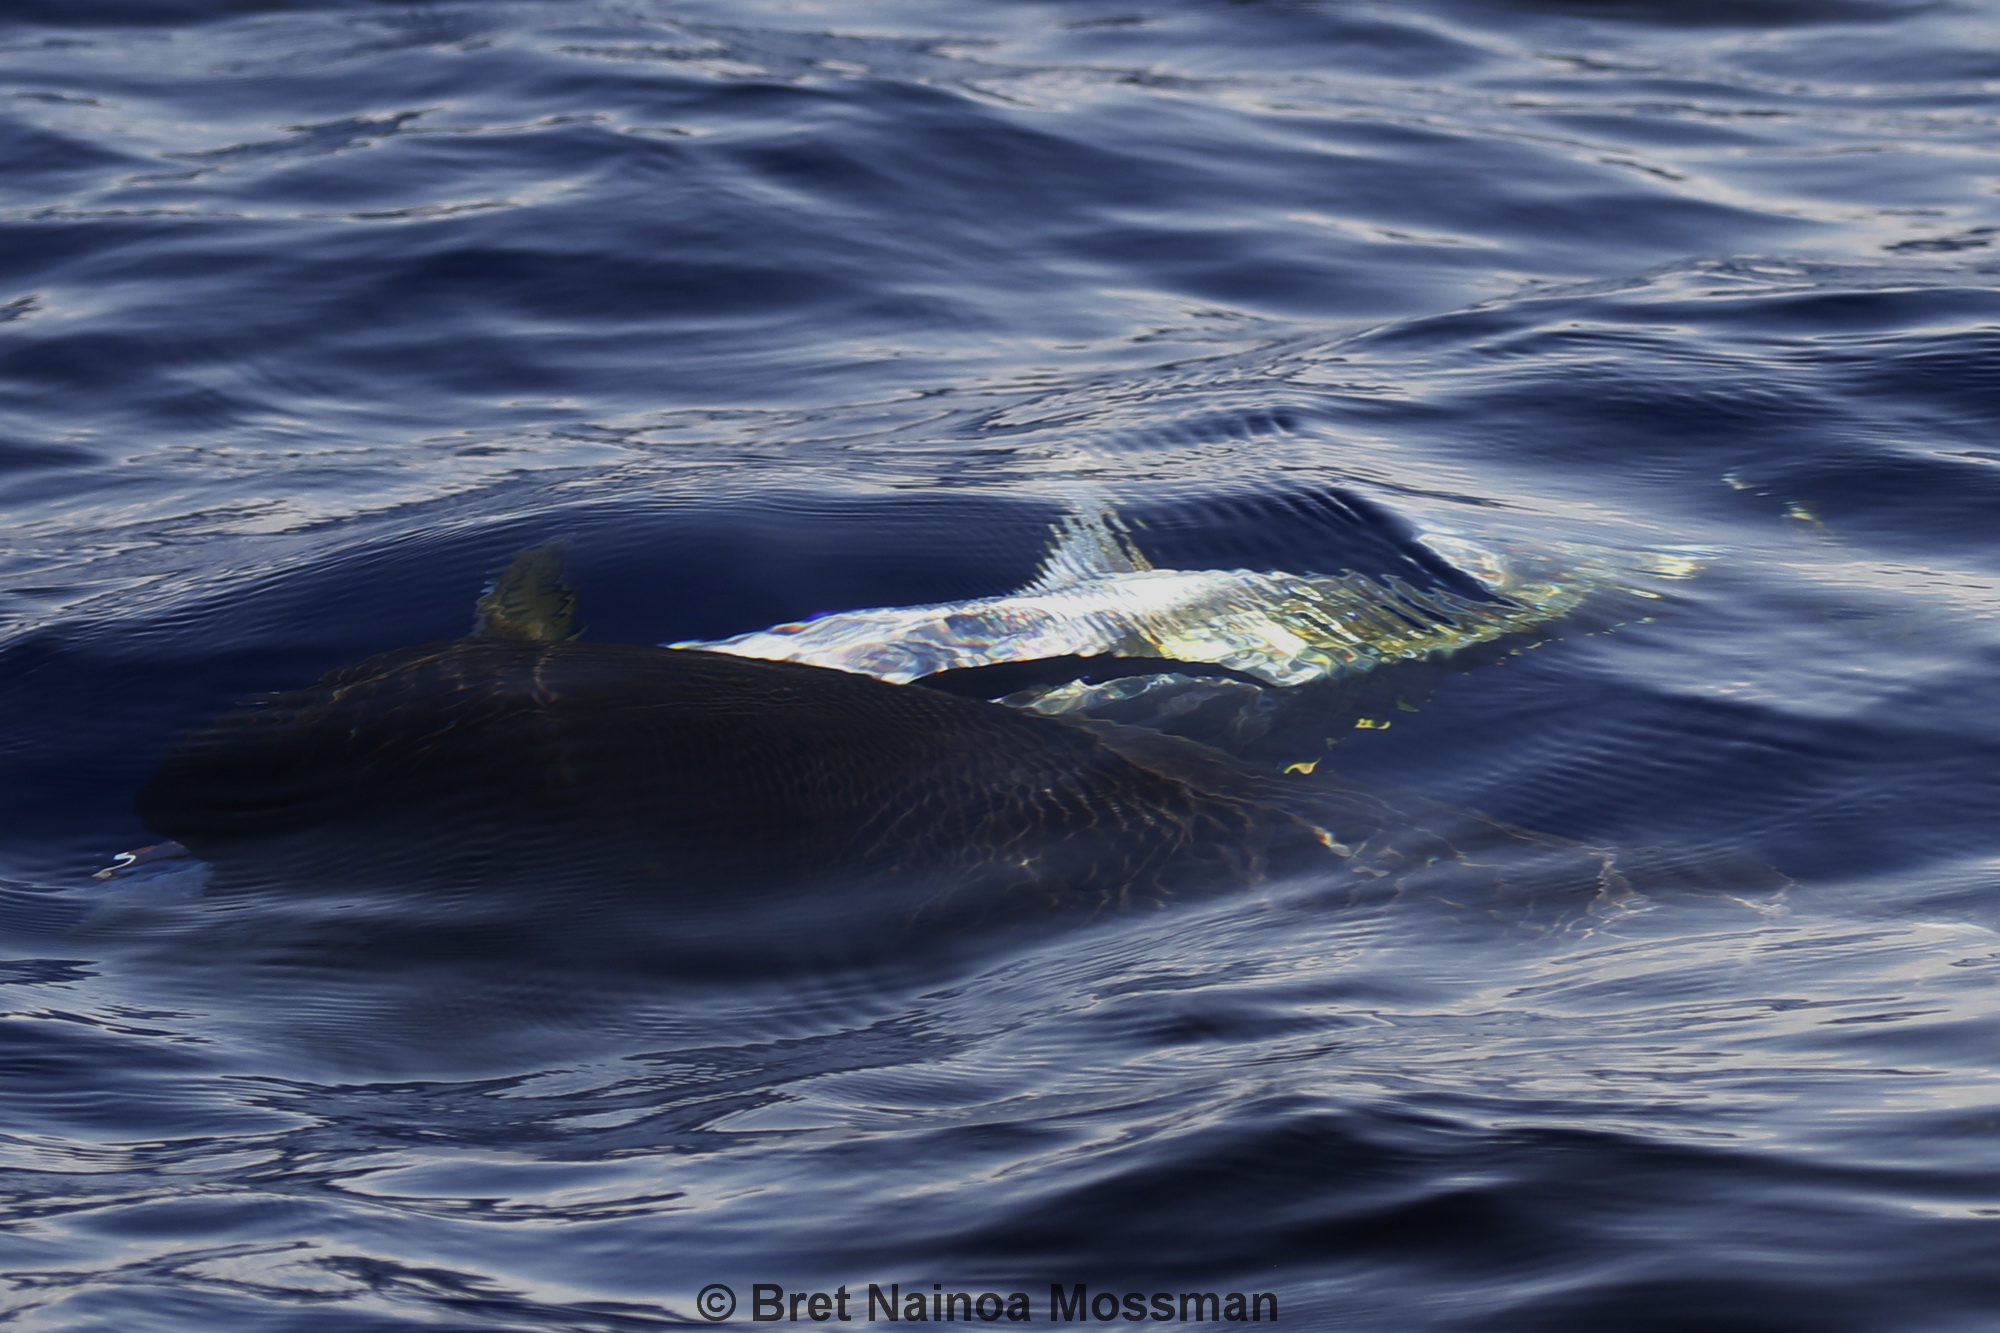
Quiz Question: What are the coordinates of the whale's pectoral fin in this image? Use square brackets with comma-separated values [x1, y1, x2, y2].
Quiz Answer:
[473, 540, 581, 643]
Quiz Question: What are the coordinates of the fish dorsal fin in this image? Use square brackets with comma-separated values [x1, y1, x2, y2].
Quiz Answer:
[1022, 505, 1154, 593]
[473, 541, 581, 642]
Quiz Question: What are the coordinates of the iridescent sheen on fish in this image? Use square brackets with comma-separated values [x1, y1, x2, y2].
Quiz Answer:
[677, 507, 1697, 688]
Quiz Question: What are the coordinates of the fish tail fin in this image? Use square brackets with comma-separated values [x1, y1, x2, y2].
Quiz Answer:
[1023, 502, 1154, 593]
[473, 540, 582, 642]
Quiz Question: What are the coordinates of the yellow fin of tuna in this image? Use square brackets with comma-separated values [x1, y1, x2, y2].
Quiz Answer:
[474, 541, 580, 642]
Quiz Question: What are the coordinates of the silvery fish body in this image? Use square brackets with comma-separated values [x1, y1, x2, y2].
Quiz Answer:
[678, 508, 1697, 688]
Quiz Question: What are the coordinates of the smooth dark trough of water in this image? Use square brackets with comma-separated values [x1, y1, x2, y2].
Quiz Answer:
[4, 1, 2000, 1330]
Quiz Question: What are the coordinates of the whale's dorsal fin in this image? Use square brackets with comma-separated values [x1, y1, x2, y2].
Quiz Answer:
[474, 541, 580, 642]
[1022, 505, 1154, 593]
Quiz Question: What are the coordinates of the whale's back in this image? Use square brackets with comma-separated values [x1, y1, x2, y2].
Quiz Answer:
[137, 639, 1329, 919]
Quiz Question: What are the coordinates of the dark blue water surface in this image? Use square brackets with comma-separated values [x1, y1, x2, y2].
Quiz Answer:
[6, 0, 2000, 1328]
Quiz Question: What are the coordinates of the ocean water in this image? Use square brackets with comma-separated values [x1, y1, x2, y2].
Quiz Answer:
[4, 0, 2000, 1329]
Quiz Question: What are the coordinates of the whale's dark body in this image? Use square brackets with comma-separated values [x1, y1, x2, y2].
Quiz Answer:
[136, 635, 1777, 970]
[138, 640, 1338, 929]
